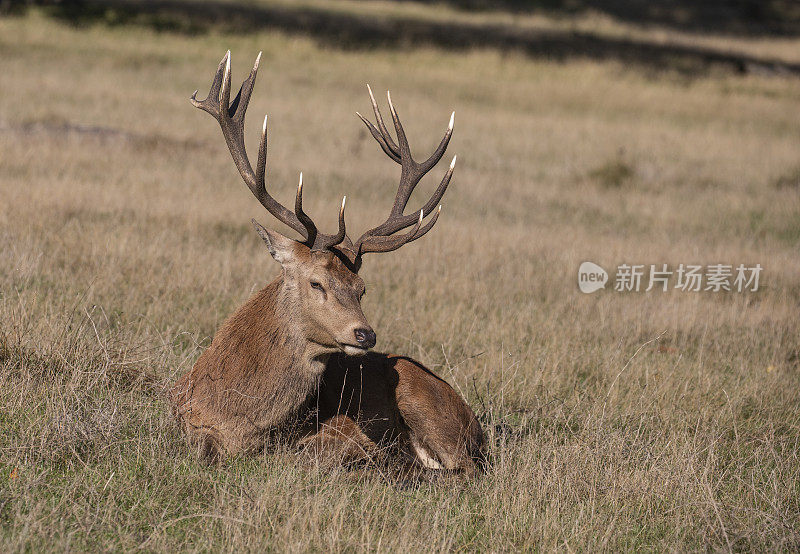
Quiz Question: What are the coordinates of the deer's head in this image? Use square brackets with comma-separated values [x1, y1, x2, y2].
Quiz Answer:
[192, 51, 456, 356]
[250, 223, 372, 356]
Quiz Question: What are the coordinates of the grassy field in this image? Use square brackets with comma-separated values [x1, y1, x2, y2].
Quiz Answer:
[1, 5, 800, 551]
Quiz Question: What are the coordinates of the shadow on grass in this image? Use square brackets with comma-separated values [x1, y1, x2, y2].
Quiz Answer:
[10, 0, 800, 77]
[412, 0, 800, 38]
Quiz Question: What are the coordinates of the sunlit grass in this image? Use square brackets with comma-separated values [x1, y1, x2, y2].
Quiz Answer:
[1, 9, 799, 551]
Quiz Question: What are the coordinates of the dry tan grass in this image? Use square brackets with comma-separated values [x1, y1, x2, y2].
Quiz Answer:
[1, 8, 799, 551]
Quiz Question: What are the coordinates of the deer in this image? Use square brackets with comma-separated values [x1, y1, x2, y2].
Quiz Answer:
[170, 52, 485, 476]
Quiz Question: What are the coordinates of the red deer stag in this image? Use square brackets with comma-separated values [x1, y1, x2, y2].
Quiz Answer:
[170, 52, 485, 475]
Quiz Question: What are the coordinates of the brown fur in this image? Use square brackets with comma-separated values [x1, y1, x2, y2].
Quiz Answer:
[175, 51, 481, 471]
[171, 278, 323, 458]
[170, 242, 486, 473]
[306, 353, 486, 475]
[170, 235, 371, 455]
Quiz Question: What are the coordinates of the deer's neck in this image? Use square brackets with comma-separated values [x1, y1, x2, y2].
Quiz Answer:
[196, 274, 328, 437]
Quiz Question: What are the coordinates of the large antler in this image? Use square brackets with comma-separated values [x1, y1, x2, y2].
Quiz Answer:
[191, 51, 347, 251]
[354, 85, 456, 256]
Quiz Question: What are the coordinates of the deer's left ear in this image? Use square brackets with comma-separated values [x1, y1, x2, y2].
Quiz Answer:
[251, 219, 298, 265]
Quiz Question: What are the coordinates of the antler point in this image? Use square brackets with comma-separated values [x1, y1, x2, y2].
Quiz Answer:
[449, 111, 455, 129]
[450, 155, 457, 169]
[221, 54, 231, 105]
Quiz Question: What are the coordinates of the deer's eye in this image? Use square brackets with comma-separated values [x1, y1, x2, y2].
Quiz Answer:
[360, 289, 366, 300]
[310, 281, 325, 292]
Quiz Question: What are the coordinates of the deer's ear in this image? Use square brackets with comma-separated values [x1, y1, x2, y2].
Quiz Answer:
[251, 219, 298, 265]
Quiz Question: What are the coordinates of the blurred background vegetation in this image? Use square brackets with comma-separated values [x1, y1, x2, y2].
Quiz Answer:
[2, 0, 800, 74]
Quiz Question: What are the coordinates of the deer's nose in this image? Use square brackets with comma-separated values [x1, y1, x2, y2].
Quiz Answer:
[354, 328, 376, 349]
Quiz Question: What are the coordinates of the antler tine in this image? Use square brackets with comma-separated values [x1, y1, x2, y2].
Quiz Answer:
[294, 173, 318, 246]
[219, 51, 232, 117]
[409, 205, 442, 242]
[356, 111, 401, 163]
[353, 88, 457, 259]
[364, 154, 456, 238]
[256, 114, 268, 192]
[320, 196, 348, 250]
[229, 51, 261, 124]
[192, 51, 318, 242]
[190, 50, 228, 117]
[386, 91, 412, 162]
[368, 85, 400, 156]
[358, 210, 424, 255]
[250, 112, 307, 236]
[386, 97, 454, 216]
[419, 111, 454, 173]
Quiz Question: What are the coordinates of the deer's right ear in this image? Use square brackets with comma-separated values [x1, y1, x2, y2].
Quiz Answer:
[251, 219, 296, 265]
